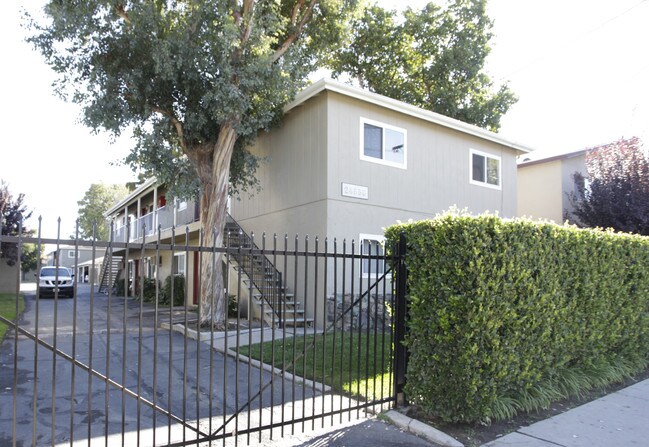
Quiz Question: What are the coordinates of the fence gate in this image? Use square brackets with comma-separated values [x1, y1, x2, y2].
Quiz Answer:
[0, 221, 407, 446]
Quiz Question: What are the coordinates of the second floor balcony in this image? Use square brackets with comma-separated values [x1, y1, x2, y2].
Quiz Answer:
[113, 201, 200, 243]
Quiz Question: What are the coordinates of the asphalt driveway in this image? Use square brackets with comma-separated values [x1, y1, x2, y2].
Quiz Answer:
[0, 284, 311, 446]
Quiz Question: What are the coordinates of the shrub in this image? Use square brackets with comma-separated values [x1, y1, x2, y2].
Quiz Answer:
[140, 277, 158, 303]
[385, 212, 649, 423]
[160, 275, 185, 307]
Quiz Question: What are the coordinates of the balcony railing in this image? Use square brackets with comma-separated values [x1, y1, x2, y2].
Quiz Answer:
[112, 201, 200, 242]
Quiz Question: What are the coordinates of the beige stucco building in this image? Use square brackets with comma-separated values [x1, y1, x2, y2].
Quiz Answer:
[103, 78, 534, 323]
[517, 149, 587, 223]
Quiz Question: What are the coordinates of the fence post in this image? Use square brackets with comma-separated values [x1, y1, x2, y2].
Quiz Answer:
[393, 232, 408, 407]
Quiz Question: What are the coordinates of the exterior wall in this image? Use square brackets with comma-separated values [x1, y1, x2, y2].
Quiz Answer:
[325, 91, 518, 240]
[48, 247, 97, 271]
[0, 261, 20, 293]
[231, 93, 329, 240]
[517, 153, 587, 224]
[561, 154, 587, 221]
[517, 160, 564, 223]
[232, 89, 521, 324]
[233, 90, 519, 240]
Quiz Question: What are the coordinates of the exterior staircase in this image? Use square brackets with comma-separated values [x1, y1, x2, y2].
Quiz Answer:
[97, 249, 123, 294]
[224, 215, 312, 328]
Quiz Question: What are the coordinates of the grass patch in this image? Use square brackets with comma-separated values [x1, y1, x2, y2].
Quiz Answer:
[240, 331, 394, 401]
[0, 293, 24, 342]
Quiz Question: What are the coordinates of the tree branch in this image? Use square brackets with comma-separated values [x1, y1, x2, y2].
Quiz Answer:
[241, 0, 256, 44]
[270, 0, 318, 63]
[290, 0, 306, 25]
[151, 107, 188, 155]
[115, 4, 131, 25]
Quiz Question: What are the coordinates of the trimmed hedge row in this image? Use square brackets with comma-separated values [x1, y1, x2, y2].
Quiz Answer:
[385, 213, 649, 423]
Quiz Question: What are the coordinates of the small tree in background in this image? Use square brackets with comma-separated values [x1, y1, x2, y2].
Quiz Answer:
[569, 136, 649, 235]
[75, 183, 129, 241]
[328, 0, 517, 131]
[0, 181, 34, 267]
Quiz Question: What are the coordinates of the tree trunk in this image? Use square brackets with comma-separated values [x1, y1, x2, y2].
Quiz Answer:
[195, 123, 237, 329]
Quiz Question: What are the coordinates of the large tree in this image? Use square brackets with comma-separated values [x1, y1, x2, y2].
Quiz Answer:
[328, 0, 517, 131]
[75, 183, 129, 241]
[569, 137, 649, 235]
[27, 0, 358, 328]
[0, 181, 33, 267]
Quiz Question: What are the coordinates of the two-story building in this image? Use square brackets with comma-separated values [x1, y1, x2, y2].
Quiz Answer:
[103, 78, 532, 325]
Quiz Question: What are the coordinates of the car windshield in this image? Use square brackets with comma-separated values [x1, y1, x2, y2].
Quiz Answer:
[40, 267, 71, 277]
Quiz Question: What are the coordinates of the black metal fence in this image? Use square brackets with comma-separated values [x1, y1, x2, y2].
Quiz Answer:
[0, 219, 407, 446]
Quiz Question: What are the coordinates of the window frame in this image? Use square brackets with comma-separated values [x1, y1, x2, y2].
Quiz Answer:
[469, 148, 502, 190]
[67, 250, 75, 259]
[359, 117, 407, 169]
[173, 252, 186, 277]
[359, 233, 389, 279]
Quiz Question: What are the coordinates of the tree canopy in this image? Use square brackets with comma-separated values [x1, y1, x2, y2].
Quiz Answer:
[75, 183, 129, 241]
[328, 0, 517, 131]
[0, 181, 33, 266]
[27, 0, 358, 198]
[27, 0, 359, 327]
[569, 137, 649, 235]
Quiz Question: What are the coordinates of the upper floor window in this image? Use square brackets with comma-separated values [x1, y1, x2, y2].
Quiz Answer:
[470, 149, 501, 189]
[360, 118, 407, 169]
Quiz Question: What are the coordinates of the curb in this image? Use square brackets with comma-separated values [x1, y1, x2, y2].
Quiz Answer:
[383, 409, 464, 447]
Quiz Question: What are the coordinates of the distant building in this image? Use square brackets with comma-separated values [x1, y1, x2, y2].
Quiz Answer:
[517, 149, 587, 223]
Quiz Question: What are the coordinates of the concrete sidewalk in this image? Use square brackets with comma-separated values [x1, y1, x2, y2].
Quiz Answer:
[482, 379, 649, 447]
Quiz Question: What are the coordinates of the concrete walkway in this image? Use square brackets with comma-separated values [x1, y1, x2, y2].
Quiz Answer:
[482, 379, 649, 447]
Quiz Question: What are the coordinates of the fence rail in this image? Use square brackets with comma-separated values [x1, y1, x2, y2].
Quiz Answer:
[0, 219, 407, 447]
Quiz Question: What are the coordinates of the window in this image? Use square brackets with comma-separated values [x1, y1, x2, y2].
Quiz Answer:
[144, 257, 157, 279]
[359, 234, 387, 277]
[470, 149, 501, 189]
[173, 253, 186, 277]
[67, 250, 75, 259]
[360, 118, 407, 169]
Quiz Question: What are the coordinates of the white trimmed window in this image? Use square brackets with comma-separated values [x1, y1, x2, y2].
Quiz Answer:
[470, 149, 501, 189]
[359, 234, 387, 278]
[67, 250, 75, 259]
[173, 253, 186, 277]
[360, 118, 407, 169]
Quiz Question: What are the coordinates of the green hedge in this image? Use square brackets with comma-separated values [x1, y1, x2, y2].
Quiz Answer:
[385, 212, 649, 423]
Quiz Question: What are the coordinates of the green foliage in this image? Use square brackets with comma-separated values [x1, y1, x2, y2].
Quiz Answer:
[160, 275, 185, 307]
[228, 294, 239, 318]
[140, 277, 159, 303]
[27, 0, 360, 199]
[385, 212, 649, 423]
[0, 181, 33, 266]
[0, 293, 25, 342]
[115, 277, 131, 297]
[20, 243, 41, 274]
[569, 136, 649, 235]
[329, 0, 517, 131]
[75, 183, 129, 241]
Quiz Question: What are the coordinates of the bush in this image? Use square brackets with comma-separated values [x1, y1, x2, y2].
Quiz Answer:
[140, 277, 158, 303]
[114, 277, 131, 297]
[385, 212, 649, 424]
[160, 275, 185, 307]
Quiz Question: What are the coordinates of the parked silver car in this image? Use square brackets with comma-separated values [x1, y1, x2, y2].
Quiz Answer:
[38, 266, 74, 298]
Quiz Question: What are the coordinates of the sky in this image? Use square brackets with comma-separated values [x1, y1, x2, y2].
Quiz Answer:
[1, 0, 648, 239]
